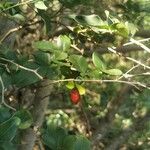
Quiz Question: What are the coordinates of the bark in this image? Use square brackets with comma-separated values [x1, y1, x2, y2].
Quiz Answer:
[19, 80, 53, 150]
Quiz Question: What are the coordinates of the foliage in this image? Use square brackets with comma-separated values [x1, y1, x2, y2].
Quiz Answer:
[0, 0, 150, 150]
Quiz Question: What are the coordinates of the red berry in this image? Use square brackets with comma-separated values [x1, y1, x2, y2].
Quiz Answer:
[70, 88, 80, 104]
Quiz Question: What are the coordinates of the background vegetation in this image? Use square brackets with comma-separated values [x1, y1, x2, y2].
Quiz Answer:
[0, 0, 150, 150]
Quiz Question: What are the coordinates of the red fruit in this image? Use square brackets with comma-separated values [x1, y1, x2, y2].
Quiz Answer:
[70, 88, 80, 104]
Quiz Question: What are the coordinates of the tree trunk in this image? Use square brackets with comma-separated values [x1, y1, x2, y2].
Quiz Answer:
[19, 80, 53, 150]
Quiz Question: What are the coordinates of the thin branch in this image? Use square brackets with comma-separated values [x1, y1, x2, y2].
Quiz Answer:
[0, 26, 22, 44]
[0, 57, 43, 80]
[0, 76, 16, 111]
[124, 37, 150, 46]
[48, 79, 150, 90]
[0, 20, 42, 44]
[108, 47, 150, 70]
[118, 64, 140, 80]
[71, 44, 84, 54]
[1, 0, 38, 13]
[130, 38, 150, 53]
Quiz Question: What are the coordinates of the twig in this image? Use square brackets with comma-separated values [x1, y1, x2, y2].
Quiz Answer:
[0, 76, 16, 111]
[123, 37, 150, 46]
[130, 38, 150, 53]
[108, 47, 150, 70]
[118, 64, 140, 80]
[1, 0, 38, 13]
[47, 79, 150, 90]
[71, 44, 84, 54]
[0, 26, 22, 44]
[0, 20, 42, 44]
[0, 57, 43, 80]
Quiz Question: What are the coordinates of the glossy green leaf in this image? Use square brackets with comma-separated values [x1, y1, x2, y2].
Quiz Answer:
[34, 51, 51, 65]
[53, 51, 68, 60]
[111, 23, 129, 38]
[57, 35, 71, 51]
[34, 1, 47, 10]
[74, 136, 91, 150]
[14, 110, 33, 129]
[76, 84, 86, 95]
[42, 125, 68, 149]
[89, 69, 102, 79]
[1, 72, 12, 89]
[103, 69, 123, 76]
[37, 9, 52, 34]
[66, 81, 75, 89]
[72, 15, 104, 26]
[12, 62, 40, 87]
[62, 135, 77, 150]
[0, 117, 21, 141]
[69, 55, 88, 74]
[33, 41, 58, 52]
[0, 106, 11, 124]
[92, 52, 106, 70]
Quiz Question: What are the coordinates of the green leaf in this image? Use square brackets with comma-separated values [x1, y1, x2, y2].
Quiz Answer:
[42, 125, 68, 149]
[76, 84, 86, 95]
[53, 51, 68, 60]
[0, 106, 11, 124]
[37, 10, 52, 34]
[38, 65, 57, 79]
[57, 35, 71, 51]
[103, 69, 123, 76]
[34, 51, 51, 65]
[69, 55, 88, 74]
[33, 41, 58, 52]
[60, 66, 80, 78]
[0, 142, 17, 150]
[14, 110, 33, 129]
[92, 52, 106, 70]
[111, 23, 129, 38]
[89, 69, 102, 79]
[1, 72, 12, 89]
[62, 135, 77, 150]
[0, 117, 21, 141]
[34, 1, 47, 10]
[12, 62, 40, 87]
[72, 14, 104, 26]
[12, 14, 25, 23]
[66, 81, 75, 89]
[74, 136, 91, 150]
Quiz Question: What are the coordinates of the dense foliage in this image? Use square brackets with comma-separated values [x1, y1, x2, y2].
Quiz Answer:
[0, 0, 150, 150]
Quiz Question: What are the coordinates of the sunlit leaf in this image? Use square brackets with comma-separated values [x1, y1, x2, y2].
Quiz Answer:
[14, 110, 33, 129]
[76, 84, 86, 95]
[33, 41, 58, 52]
[71, 14, 104, 26]
[57, 35, 71, 51]
[34, 1, 47, 10]
[69, 55, 88, 74]
[103, 69, 123, 76]
[92, 52, 106, 70]
[66, 81, 75, 89]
